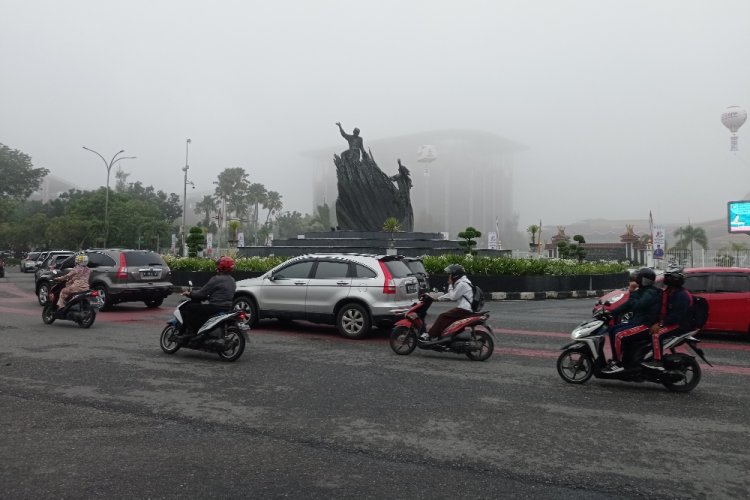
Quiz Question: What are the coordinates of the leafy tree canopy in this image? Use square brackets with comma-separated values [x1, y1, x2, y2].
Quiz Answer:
[0, 143, 49, 201]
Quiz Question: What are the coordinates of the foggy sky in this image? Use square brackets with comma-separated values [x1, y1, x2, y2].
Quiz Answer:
[1, 0, 749, 230]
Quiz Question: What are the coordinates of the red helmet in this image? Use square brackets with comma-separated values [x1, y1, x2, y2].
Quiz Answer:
[217, 256, 235, 273]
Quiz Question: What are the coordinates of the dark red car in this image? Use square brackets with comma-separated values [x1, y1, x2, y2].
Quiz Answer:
[595, 267, 750, 335]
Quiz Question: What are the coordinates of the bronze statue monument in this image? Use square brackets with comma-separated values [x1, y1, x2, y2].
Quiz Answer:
[333, 123, 414, 231]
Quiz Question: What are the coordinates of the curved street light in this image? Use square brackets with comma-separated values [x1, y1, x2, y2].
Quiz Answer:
[82, 146, 136, 247]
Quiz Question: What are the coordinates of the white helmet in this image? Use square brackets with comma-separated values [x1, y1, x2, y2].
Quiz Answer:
[75, 253, 89, 266]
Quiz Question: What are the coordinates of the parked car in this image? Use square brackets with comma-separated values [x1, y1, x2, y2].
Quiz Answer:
[34, 251, 75, 281]
[232, 253, 420, 339]
[403, 256, 431, 294]
[35, 249, 173, 310]
[595, 267, 750, 335]
[20, 251, 41, 273]
[33, 251, 50, 271]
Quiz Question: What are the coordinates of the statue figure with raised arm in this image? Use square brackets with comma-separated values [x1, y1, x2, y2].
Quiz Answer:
[336, 122, 368, 162]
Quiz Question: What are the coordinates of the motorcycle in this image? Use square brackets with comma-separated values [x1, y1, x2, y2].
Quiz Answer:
[159, 295, 250, 362]
[556, 311, 711, 392]
[41, 281, 102, 328]
[389, 294, 494, 361]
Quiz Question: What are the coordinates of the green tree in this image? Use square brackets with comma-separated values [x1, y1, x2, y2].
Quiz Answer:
[0, 143, 49, 218]
[673, 224, 708, 267]
[310, 203, 331, 231]
[186, 226, 204, 257]
[214, 167, 250, 219]
[276, 211, 315, 239]
[458, 226, 482, 255]
[194, 195, 217, 227]
[114, 166, 130, 192]
[263, 190, 283, 225]
[527, 224, 540, 246]
[246, 182, 267, 231]
[382, 217, 401, 244]
[557, 234, 586, 262]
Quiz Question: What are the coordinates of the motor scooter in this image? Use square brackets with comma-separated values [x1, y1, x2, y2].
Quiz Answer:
[159, 285, 250, 362]
[556, 310, 711, 392]
[41, 281, 102, 328]
[389, 294, 494, 361]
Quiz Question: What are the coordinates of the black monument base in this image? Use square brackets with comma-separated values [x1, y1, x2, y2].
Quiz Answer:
[237, 230, 511, 258]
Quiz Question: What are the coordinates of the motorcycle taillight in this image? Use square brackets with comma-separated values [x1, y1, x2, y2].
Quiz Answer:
[90, 290, 99, 297]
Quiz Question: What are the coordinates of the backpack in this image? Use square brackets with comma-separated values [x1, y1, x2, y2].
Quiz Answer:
[464, 283, 485, 312]
[686, 294, 709, 330]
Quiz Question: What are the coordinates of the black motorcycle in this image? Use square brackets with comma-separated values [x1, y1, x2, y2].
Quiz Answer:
[159, 297, 249, 362]
[556, 310, 711, 392]
[42, 281, 102, 328]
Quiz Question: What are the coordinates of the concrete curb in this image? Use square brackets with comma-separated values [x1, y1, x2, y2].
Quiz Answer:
[489, 290, 613, 301]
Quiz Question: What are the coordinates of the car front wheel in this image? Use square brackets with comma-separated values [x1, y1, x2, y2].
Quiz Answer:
[92, 284, 111, 311]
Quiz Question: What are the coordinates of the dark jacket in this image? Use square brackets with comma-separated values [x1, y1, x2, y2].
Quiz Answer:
[612, 285, 661, 325]
[661, 287, 692, 328]
[188, 274, 236, 309]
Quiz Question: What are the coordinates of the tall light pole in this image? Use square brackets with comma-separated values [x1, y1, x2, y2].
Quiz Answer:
[181, 138, 193, 256]
[82, 147, 136, 247]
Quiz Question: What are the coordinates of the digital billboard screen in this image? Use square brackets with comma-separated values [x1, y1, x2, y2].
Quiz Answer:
[728, 200, 750, 234]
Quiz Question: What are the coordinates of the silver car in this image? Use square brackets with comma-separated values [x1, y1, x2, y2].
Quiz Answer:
[232, 253, 420, 339]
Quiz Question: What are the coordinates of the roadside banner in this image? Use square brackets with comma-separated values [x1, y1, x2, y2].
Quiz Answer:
[237, 232, 245, 247]
[652, 226, 665, 260]
[171, 234, 177, 252]
[206, 233, 213, 255]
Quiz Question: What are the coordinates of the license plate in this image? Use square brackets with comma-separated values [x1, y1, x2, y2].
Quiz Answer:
[140, 270, 159, 278]
[406, 283, 416, 293]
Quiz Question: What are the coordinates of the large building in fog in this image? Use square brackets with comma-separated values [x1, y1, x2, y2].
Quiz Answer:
[304, 129, 525, 245]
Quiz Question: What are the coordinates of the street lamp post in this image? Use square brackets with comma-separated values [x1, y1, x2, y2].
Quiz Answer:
[181, 139, 193, 256]
[82, 147, 136, 247]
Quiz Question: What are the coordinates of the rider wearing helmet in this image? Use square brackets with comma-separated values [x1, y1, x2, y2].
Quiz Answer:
[641, 268, 692, 371]
[602, 267, 661, 374]
[179, 256, 237, 337]
[54, 253, 91, 308]
[421, 264, 475, 342]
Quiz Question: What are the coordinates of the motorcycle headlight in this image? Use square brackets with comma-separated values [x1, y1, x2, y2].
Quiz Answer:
[571, 320, 604, 339]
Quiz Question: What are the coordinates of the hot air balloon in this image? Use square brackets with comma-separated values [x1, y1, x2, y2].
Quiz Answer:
[721, 105, 747, 152]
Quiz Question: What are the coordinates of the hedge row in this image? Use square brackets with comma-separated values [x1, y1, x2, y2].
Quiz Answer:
[163, 255, 630, 276]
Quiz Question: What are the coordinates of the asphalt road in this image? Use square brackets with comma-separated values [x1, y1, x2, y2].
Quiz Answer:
[1, 268, 750, 499]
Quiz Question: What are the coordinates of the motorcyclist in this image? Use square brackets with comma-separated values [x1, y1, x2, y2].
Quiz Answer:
[420, 264, 475, 342]
[54, 253, 91, 309]
[602, 267, 661, 374]
[641, 269, 692, 371]
[178, 256, 237, 338]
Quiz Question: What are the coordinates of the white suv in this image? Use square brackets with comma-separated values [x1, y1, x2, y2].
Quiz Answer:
[232, 253, 420, 339]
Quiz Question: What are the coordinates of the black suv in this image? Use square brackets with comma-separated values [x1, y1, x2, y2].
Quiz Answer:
[35, 249, 173, 310]
[403, 257, 431, 295]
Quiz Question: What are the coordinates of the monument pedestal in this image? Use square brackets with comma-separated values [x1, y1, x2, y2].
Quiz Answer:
[237, 230, 511, 258]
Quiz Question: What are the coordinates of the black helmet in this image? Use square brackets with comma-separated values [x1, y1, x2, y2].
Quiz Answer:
[663, 269, 685, 288]
[444, 264, 466, 281]
[635, 267, 657, 287]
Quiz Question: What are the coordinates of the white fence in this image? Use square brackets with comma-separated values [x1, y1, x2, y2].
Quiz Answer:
[659, 249, 750, 269]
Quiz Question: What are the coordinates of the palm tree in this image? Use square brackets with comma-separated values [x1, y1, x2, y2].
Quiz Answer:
[246, 182, 267, 232]
[194, 195, 217, 227]
[673, 225, 709, 267]
[263, 191, 283, 225]
[527, 224, 540, 248]
[382, 217, 401, 246]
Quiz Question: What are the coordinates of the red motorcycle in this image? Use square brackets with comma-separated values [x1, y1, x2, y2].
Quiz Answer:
[389, 294, 494, 361]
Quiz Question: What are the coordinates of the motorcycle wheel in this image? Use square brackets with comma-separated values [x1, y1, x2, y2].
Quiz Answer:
[78, 308, 96, 328]
[217, 326, 245, 362]
[160, 325, 181, 354]
[42, 304, 56, 324]
[662, 355, 701, 393]
[556, 348, 594, 384]
[390, 326, 417, 355]
[465, 328, 494, 361]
